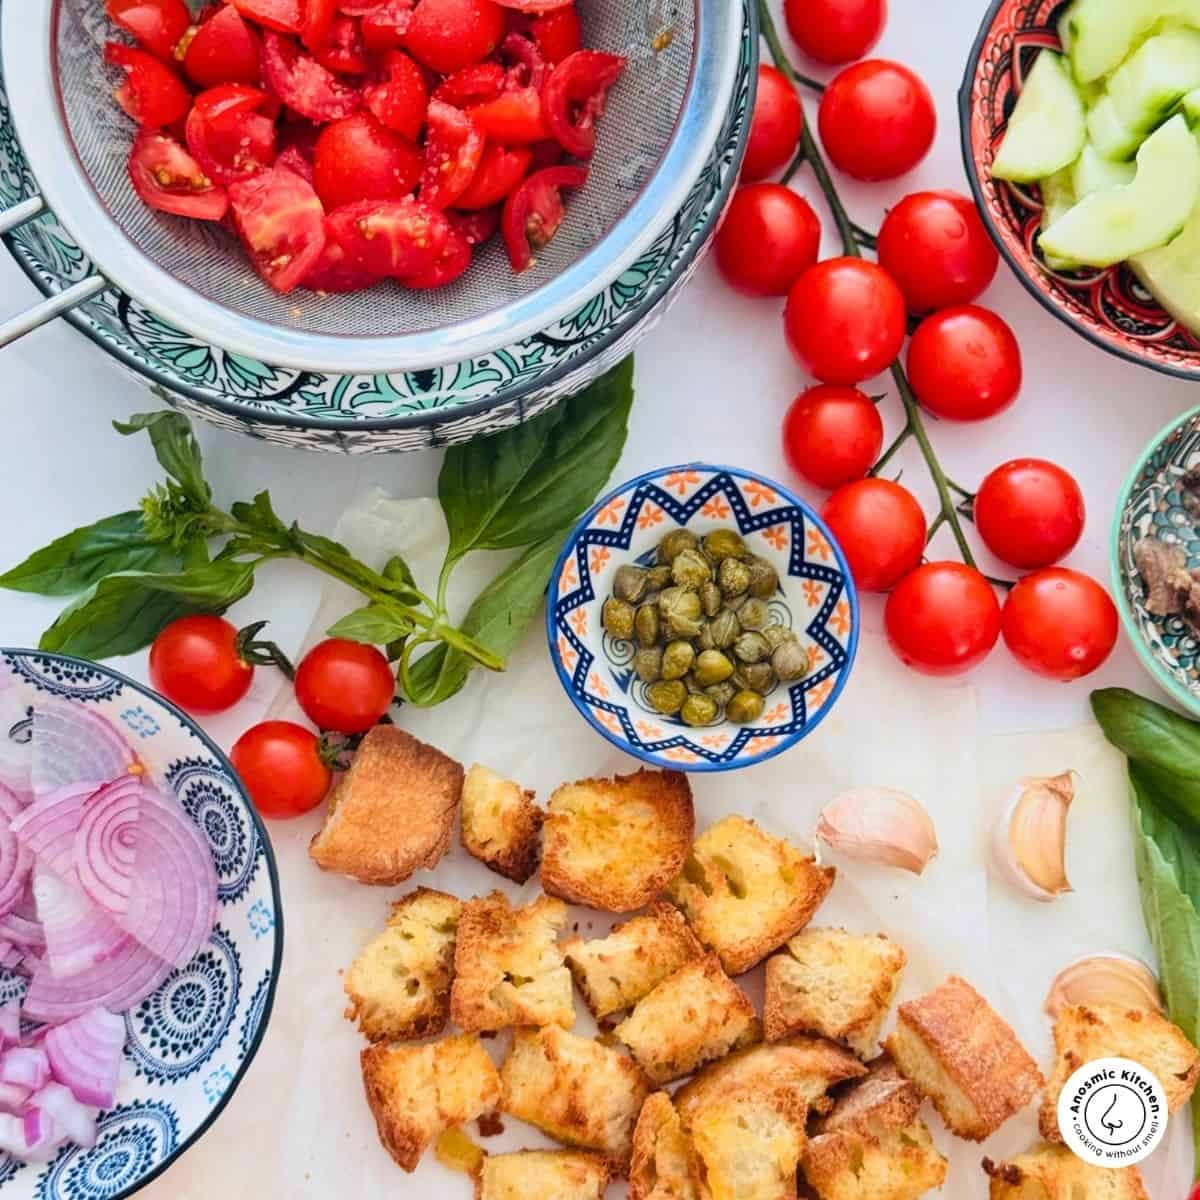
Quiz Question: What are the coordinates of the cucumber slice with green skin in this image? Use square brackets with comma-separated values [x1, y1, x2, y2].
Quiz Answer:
[1072, 142, 1137, 196]
[1132, 204, 1200, 335]
[1107, 28, 1200, 131]
[1068, 0, 1154, 83]
[1087, 95, 1145, 161]
[992, 52, 1087, 182]
[1040, 167, 1082, 270]
[1041, 114, 1200, 265]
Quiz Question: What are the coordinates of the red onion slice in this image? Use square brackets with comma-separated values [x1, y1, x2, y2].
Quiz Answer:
[23, 940, 170, 1025]
[31, 704, 135, 795]
[0, 786, 33, 918]
[73, 778, 141, 916]
[43, 1008, 125, 1109]
[0, 1083, 29, 1115]
[0, 1047, 49, 1091]
[0, 1110, 62, 1163]
[0, 1002, 18, 1052]
[32, 868, 129, 981]
[10, 783, 104, 877]
[30, 1082, 97, 1149]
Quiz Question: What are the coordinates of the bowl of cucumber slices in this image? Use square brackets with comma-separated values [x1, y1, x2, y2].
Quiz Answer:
[962, 0, 1200, 380]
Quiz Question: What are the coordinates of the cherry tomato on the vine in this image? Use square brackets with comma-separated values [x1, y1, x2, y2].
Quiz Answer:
[907, 305, 1022, 422]
[294, 639, 396, 734]
[743, 65, 804, 182]
[1001, 569, 1118, 681]
[150, 616, 254, 716]
[784, 0, 886, 65]
[819, 60, 935, 181]
[975, 459, 1085, 570]
[785, 258, 906, 385]
[782, 386, 883, 490]
[716, 184, 820, 297]
[822, 478, 926, 592]
[231, 721, 332, 820]
[885, 562, 1001, 676]
[876, 191, 999, 313]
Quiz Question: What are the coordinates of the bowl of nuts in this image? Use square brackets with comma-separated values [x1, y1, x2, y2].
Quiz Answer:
[546, 464, 860, 772]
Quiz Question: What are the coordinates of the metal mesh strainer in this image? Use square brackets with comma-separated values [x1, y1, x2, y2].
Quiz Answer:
[0, 0, 740, 373]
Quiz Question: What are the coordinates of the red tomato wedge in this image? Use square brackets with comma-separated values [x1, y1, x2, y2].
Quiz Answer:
[500, 31, 547, 89]
[276, 143, 316, 181]
[501, 163, 585, 270]
[183, 6, 262, 87]
[128, 129, 230, 220]
[313, 15, 369, 73]
[361, 0, 416, 53]
[313, 112, 423, 210]
[468, 86, 549, 143]
[364, 52, 428, 139]
[420, 99, 486, 208]
[455, 142, 532, 208]
[261, 31, 361, 122]
[325, 198, 450, 277]
[401, 224, 471, 287]
[434, 62, 506, 107]
[542, 49, 625, 158]
[449, 205, 499, 245]
[230, 0, 303, 34]
[186, 86, 278, 184]
[338, 1, 390, 12]
[491, 0, 576, 11]
[107, 0, 191, 59]
[229, 165, 327, 292]
[531, 5, 580, 64]
[106, 42, 191, 128]
[303, 0, 338, 50]
[304, 234, 380, 291]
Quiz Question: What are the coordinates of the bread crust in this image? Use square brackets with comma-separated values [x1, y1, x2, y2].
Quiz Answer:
[983, 1145, 1150, 1199]
[803, 1118, 947, 1200]
[630, 1093, 702, 1200]
[475, 1150, 611, 1200]
[461, 764, 544, 885]
[310, 725, 462, 886]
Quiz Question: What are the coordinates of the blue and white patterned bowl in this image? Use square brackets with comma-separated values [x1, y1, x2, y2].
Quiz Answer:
[0, 650, 280, 1199]
[547, 465, 860, 773]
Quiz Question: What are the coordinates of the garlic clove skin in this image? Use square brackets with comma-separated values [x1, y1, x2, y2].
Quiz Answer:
[815, 788, 938, 876]
[1045, 954, 1164, 1019]
[990, 771, 1077, 902]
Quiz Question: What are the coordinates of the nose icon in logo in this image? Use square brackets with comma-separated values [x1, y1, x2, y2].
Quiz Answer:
[1100, 1093, 1123, 1137]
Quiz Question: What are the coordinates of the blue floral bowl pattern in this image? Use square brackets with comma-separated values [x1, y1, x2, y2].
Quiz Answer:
[0, 4, 755, 454]
[0, 651, 281, 1199]
[547, 466, 860, 772]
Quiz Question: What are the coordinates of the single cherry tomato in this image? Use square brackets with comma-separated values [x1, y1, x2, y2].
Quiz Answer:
[326, 198, 451, 278]
[365, 52, 429, 140]
[183, 6, 262, 88]
[128, 130, 230, 220]
[908, 305, 1022, 422]
[150, 616, 254, 715]
[783, 386, 884, 490]
[302, 0, 338, 51]
[231, 721, 332, 820]
[314, 112, 423, 211]
[456, 142, 534, 208]
[822, 478, 926, 592]
[532, 5, 581, 64]
[229, 164, 327, 292]
[785, 258, 906, 385]
[819, 60, 935, 181]
[876, 190, 999, 313]
[362, 0, 417, 54]
[715, 183, 820, 298]
[261, 31, 361, 124]
[1002, 569, 1118, 681]
[313, 15, 369, 74]
[294, 638, 396, 733]
[230, 0, 302, 34]
[743, 65, 803, 182]
[107, 0, 191, 60]
[501, 163, 587, 271]
[420, 100, 487, 208]
[542, 50, 627, 159]
[975, 459, 1086, 570]
[401, 223, 473, 287]
[784, 0, 886, 64]
[886, 563, 1002, 675]
[405, 0, 507, 73]
[105, 42, 191, 129]
[186, 86, 278, 185]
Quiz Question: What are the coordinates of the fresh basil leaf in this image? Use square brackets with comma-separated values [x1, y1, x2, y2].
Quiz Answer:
[292, 527, 393, 594]
[383, 555, 417, 589]
[0, 512, 179, 597]
[327, 604, 414, 645]
[231, 491, 288, 537]
[115, 412, 211, 508]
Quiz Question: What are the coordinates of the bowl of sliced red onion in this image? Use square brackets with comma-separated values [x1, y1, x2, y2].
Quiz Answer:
[0, 650, 280, 1198]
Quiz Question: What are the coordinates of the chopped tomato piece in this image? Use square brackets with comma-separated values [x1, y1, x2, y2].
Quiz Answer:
[448, 205, 499, 246]
[400, 224, 471, 287]
[261, 31, 361, 123]
[128, 129, 230, 220]
[276, 143, 316, 182]
[186, 86, 278, 184]
[303, 0, 338, 50]
[433, 63, 505, 107]
[338, 1, 388, 12]
[405, 0, 505, 73]
[531, 5, 580, 65]
[468, 86, 549, 143]
[325, 198, 450, 277]
[501, 162, 585, 270]
[542, 49, 625, 158]
[500, 31, 546, 89]
[106, 42, 192, 128]
[303, 234, 380, 291]
[364, 51, 428, 139]
[107, 0, 191, 59]
[313, 15, 369, 73]
[183, 6, 262, 87]
[528, 138, 564, 169]
[361, 0, 415, 53]
[420, 99, 485, 208]
[313, 111, 422, 210]
[491, 0, 577, 10]
[229, 165, 327, 292]
[454, 142, 532, 208]
[230, 0, 303, 34]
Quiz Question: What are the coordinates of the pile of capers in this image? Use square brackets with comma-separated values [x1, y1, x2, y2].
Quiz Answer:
[601, 527, 811, 727]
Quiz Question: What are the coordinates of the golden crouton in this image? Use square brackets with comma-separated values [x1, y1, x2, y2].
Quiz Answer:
[1038, 1003, 1200, 1141]
[310, 726, 462, 886]
[614, 953, 760, 1085]
[344, 887, 462, 1042]
[475, 1150, 610, 1200]
[984, 1145, 1149, 1199]
[461, 765, 543, 884]
[360, 1034, 501, 1172]
[542, 770, 694, 911]
[564, 901, 704, 1020]
[630, 1093, 702, 1200]
[501, 1025, 652, 1174]
[667, 815, 835, 976]
[764, 928, 906, 1056]
[816, 1056, 921, 1136]
[885, 975, 1043, 1142]
[450, 891, 574, 1032]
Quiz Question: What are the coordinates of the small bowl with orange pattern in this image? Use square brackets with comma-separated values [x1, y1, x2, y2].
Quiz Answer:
[545, 464, 860, 772]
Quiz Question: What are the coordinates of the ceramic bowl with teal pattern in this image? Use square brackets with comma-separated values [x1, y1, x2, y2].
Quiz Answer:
[0, 4, 755, 454]
[547, 465, 860, 772]
[0, 650, 280, 1199]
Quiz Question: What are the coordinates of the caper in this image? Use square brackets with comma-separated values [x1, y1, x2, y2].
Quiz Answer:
[707, 609, 740, 650]
[647, 679, 687, 716]
[646, 565, 673, 591]
[613, 564, 648, 604]
[671, 547, 712, 590]
[733, 631, 770, 664]
[727, 690, 765, 724]
[772, 640, 811, 683]
[633, 647, 663, 684]
[681, 693, 719, 727]
[703, 529, 747, 562]
[704, 681, 737, 707]
[683, 672, 706, 694]
[738, 597, 770, 630]
[762, 623, 793, 652]
[717, 557, 751, 598]
[693, 649, 735, 688]
[662, 640, 696, 681]
[746, 555, 779, 599]
[602, 597, 635, 641]
[660, 588, 703, 639]
[701, 581, 723, 618]
[734, 662, 776, 694]
[657, 529, 699, 565]
[697, 621, 716, 652]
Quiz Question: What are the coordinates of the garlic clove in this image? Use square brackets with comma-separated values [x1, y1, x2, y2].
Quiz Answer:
[815, 788, 938, 876]
[990, 771, 1076, 902]
[1045, 954, 1164, 1019]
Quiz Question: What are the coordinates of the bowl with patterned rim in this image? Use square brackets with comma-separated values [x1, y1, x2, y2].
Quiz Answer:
[546, 465, 860, 772]
[961, 0, 1200, 381]
[0, 649, 281, 1199]
[0, 3, 756, 455]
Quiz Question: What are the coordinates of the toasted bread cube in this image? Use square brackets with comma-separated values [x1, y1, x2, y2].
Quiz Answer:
[690, 1088, 808, 1200]
[614, 954, 760, 1085]
[630, 1093, 702, 1200]
[310, 726, 462, 886]
[764, 928, 906, 1056]
[816, 1056, 921, 1136]
[360, 1034, 501, 1172]
[984, 1145, 1149, 1199]
[885, 975, 1042, 1142]
[803, 1120, 948, 1200]
[667, 816, 835, 976]
[450, 891, 574, 1032]
[1038, 1003, 1200, 1141]
[461, 765, 543, 884]
[501, 1025, 652, 1173]
[344, 887, 462, 1042]
[476, 1150, 610, 1200]
[542, 770, 695, 912]
[564, 901, 705, 1020]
